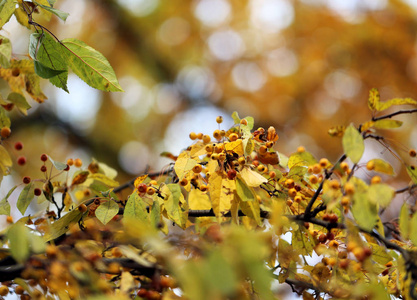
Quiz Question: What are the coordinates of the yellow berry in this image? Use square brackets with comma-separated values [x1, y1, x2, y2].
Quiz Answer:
[344, 182, 355, 195]
[205, 144, 214, 153]
[0, 285, 8, 296]
[257, 164, 266, 172]
[216, 116, 223, 124]
[189, 132, 197, 140]
[312, 164, 322, 174]
[211, 153, 219, 160]
[294, 195, 302, 203]
[229, 133, 238, 142]
[284, 179, 295, 188]
[218, 153, 226, 161]
[200, 185, 208, 192]
[269, 171, 276, 178]
[341, 196, 350, 206]
[329, 179, 340, 189]
[220, 130, 226, 137]
[288, 188, 297, 198]
[329, 240, 339, 249]
[309, 175, 318, 184]
[179, 178, 188, 186]
[147, 187, 155, 195]
[197, 133, 204, 139]
[214, 144, 224, 153]
[340, 162, 349, 172]
[297, 146, 305, 153]
[202, 134, 211, 144]
[150, 180, 158, 186]
[266, 141, 274, 148]
[78, 204, 88, 213]
[238, 156, 246, 165]
[319, 158, 329, 168]
[67, 158, 74, 166]
[213, 130, 222, 140]
[328, 257, 337, 266]
[74, 158, 82, 168]
[371, 176, 381, 184]
[366, 160, 375, 171]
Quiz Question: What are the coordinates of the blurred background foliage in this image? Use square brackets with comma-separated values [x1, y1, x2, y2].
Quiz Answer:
[3, 0, 417, 187]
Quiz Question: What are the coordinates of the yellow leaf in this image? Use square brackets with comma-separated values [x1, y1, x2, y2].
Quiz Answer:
[225, 139, 244, 156]
[209, 171, 235, 217]
[368, 158, 395, 175]
[174, 151, 198, 180]
[190, 141, 207, 157]
[373, 119, 403, 129]
[0, 145, 12, 177]
[240, 167, 267, 187]
[377, 97, 417, 111]
[188, 189, 211, 210]
[368, 88, 380, 110]
[240, 196, 261, 225]
[133, 175, 148, 189]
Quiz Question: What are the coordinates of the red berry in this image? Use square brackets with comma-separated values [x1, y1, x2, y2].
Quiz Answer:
[138, 183, 147, 193]
[14, 142, 23, 150]
[23, 176, 31, 184]
[17, 156, 26, 166]
[40, 154, 48, 162]
[40, 165, 47, 172]
[34, 188, 42, 196]
[227, 169, 237, 180]
[64, 164, 70, 171]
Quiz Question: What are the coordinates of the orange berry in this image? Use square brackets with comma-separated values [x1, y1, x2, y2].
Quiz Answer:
[329, 179, 340, 189]
[179, 178, 188, 186]
[67, 158, 74, 166]
[229, 133, 238, 142]
[340, 162, 349, 172]
[366, 160, 375, 171]
[200, 185, 208, 192]
[409, 149, 417, 157]
[294, 195, 302, 203]
[269, 171, 276, 178]
[0, 285, 8, 296]
[385, 261, 393, 268]
[220, 130, 226, 137]
[189, 132, 197, 140]
[259, 145, 267, 154]
[78, 204, 88, 213]
[197, 133, 203, 139]
[192, 164, 203, 173]
[371, 176, 381, 184]
[202, 134, 211, 144]
[15, 285, 24, 295]
[284, 179, 295, 188]
[312, 164, 322, 174]
[0, 127, 10, 138]
[240, 119, 248, 126]
[309, 175, 318, 184]
[213, 130, 222, 140]
[344, 182, 355, 195]
[46, 245, 58, 258]
[341, 196, 350, 206]
[266, 141, 274, 148]
[329, 240, 339, 249]
[147, 187, 155, 195]
[257, 164, 266, 173]
[238, 156, 246, 165]
[214, 144, 224, 153]
[297, 146, 305, 153]
[74, 158, 82, 168]
[288, 188, 297, 198]
[319, 158, 329, 168]
[6, 216, 13, 223]
[150, 180, 158, 186]
[216, 116, 223, 124]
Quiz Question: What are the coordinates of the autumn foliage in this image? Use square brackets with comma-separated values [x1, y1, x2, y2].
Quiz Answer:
[2, 1, 417, 300]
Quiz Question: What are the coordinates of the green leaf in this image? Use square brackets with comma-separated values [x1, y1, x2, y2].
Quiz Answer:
[373, 119, 403, 129]
[8, 223, 30, 263]
[7, 92, 31, 115]
[95, 200, 119, 225]
[17, 182, 35, 215]
[0, 144, 11, 177]
[399, 204, 410, 240]
[164, 184, 188, 229]
[231, 111, 240, 124]
[35, 32, 69, 92]
[377, 97, 417, 111]
[367, 184, 394, 208]
[33, 0, 69, 21]
[368, 88, 379, 111]
[124, 192, 149, 222]
[34, 60, 66, 79]
[406, 165, 417, 185]
[0, 185, 16, 215]
[351, 190, 378, 231]
[410, 213, 417, 246]
[0, 106, 10, 128]
[0, 35, 11, 68]
[236, 177, 255, 202]
[0, 0, 16, 29]
[61, 38, 123, 92]
[342, 125, 364, 164]
[292, 228, 315, 256]
[206, 250, 238, 295]
[288, 151, 317, 168]
[240, 197, 261, 225]
[48, 156, 67, 170]
[44, 209, 84, 241]
[150, 201, 161, 229]
[368, 158, 395, 175]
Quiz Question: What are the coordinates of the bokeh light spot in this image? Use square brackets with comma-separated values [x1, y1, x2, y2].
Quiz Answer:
[232, 62, 266, 92]
[207, 29, 245, 61]
[194, 0, 231, 27]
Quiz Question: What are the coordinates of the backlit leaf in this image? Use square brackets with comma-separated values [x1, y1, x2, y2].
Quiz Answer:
[188, 189, 211, 210]
[240, 167, 267, 187]
[367, 183, 394, 208]
[44, 209, 84, 241]
[0, 185, 16, 215]
[288, 151, 317, 168]
[87, 173, 119, 188]
[33, 0, 69, 20]
[351, 190, 378, 231]
[231, 111, 240, 124]
[0, 35, 11, 68]
[124, 192, 149, 222]
[0, 106, 10, 128]
[95, 200, 119, 225]
[0, 0, 16, 29]
[224, 139, 244, 156]
[240, 195, 261, 225]
[8, 223, 30, 263]
[61, 38, 123, 92]
[373, 119, 403, 129]
[0, 144, 11, 177]
[209, 171, 235, 218]
[7, 92, 31, 115]
[342, 125, 364, 164]
[236, 177, 255, 202]
[163, 184, 188, 228]
[174, 151, 198, 180]
[406, 165, 417, 185]
[368, 158, 395, 175]
[292, 229, 315, 256]
[17, 182, 35, 215]
[71, 171, 89, 186]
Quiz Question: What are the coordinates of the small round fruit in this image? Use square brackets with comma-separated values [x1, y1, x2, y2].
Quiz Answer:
[14, 142, 23, 151]
[78, 204, 88, 213]
[147, 187, 156, 195]
[74, 158, 82, 168]
[329, 179, 340, 189]
[137, 183, 148, 193]
[67, 158, 74, 166]
[326, 232, 335, 240]
[288, 188, 297, 198]
[312, 164, 322, 174]
[257, 164, 266, 173]
[192, 164, 203, 173]
[269, 171, 276, 178]
[266, 141, 274, 148]
[40, 154, 48, 162]
[17, 156, 26, 166]
[240, 119, 248, 126]
[284, 179, 295, 188]
[319, 158, 329, 167]
[213, 130, 222, 140]
[229, 133, 238, 142]
[189, 132, 197, 140]
[227, 169, 237, 180]
[238, 156, 246, 165]
[371, 176, 381, 184]
[309, 175, 318, 184]
[15, 285, 24, 295]
[23, 176, 31, 184]
[202, 135, 211, 144]
[34, 188, 42, 196]
[340, 162, 349, 172]
[366, 160, 375, 171]
[0, 127, 11, 138]
[6, 216, 13, 224]
[216, 116, 223, 124]
[259, 145, 267, 154]
[318, 234, 327, 243]
[409, 149, 417, 157]
[297, 146, 305, 153]
[200, 185, 208, 192]
[344, 182, 355, 195]
[0, 285, 8, 296]
[40, 165, 47, 173]
[179, 178, 188, 186]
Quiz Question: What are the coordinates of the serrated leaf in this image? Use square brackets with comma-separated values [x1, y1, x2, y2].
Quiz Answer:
[7, 92, 31, 115]
[240, 167, 267, 187]
[367, 183, 394, 208]
[17, 182, 35, 215]
[400, 204, 410, 240]
[174, 151, 197, 180]
[368, 88, 379, 110]
[33, 0, 69, 20]
[35, 32, 69, 92]
[288, 151, 317, 168]
[0, 35, 11, 68]
[124, 192, 148, 222]
[188, 189, 211, 210]
[368, 158, 395, 175]
[377, 97, 417, 111]
[0, 106, 10, 128]
[61, 38, 123, 92]
[342, 125, 364, 164]
[373, 119, 403, 129]
[236, 177, 255, 202]
[163, 184, 188, 228]
[44, 209, 84, 241]
[8, 223, 30, 263]
[0, 185, 16, 215]
[0, 0, 16, 29]
[95, 200, 119, 225]
[49, 156, 67, 170]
